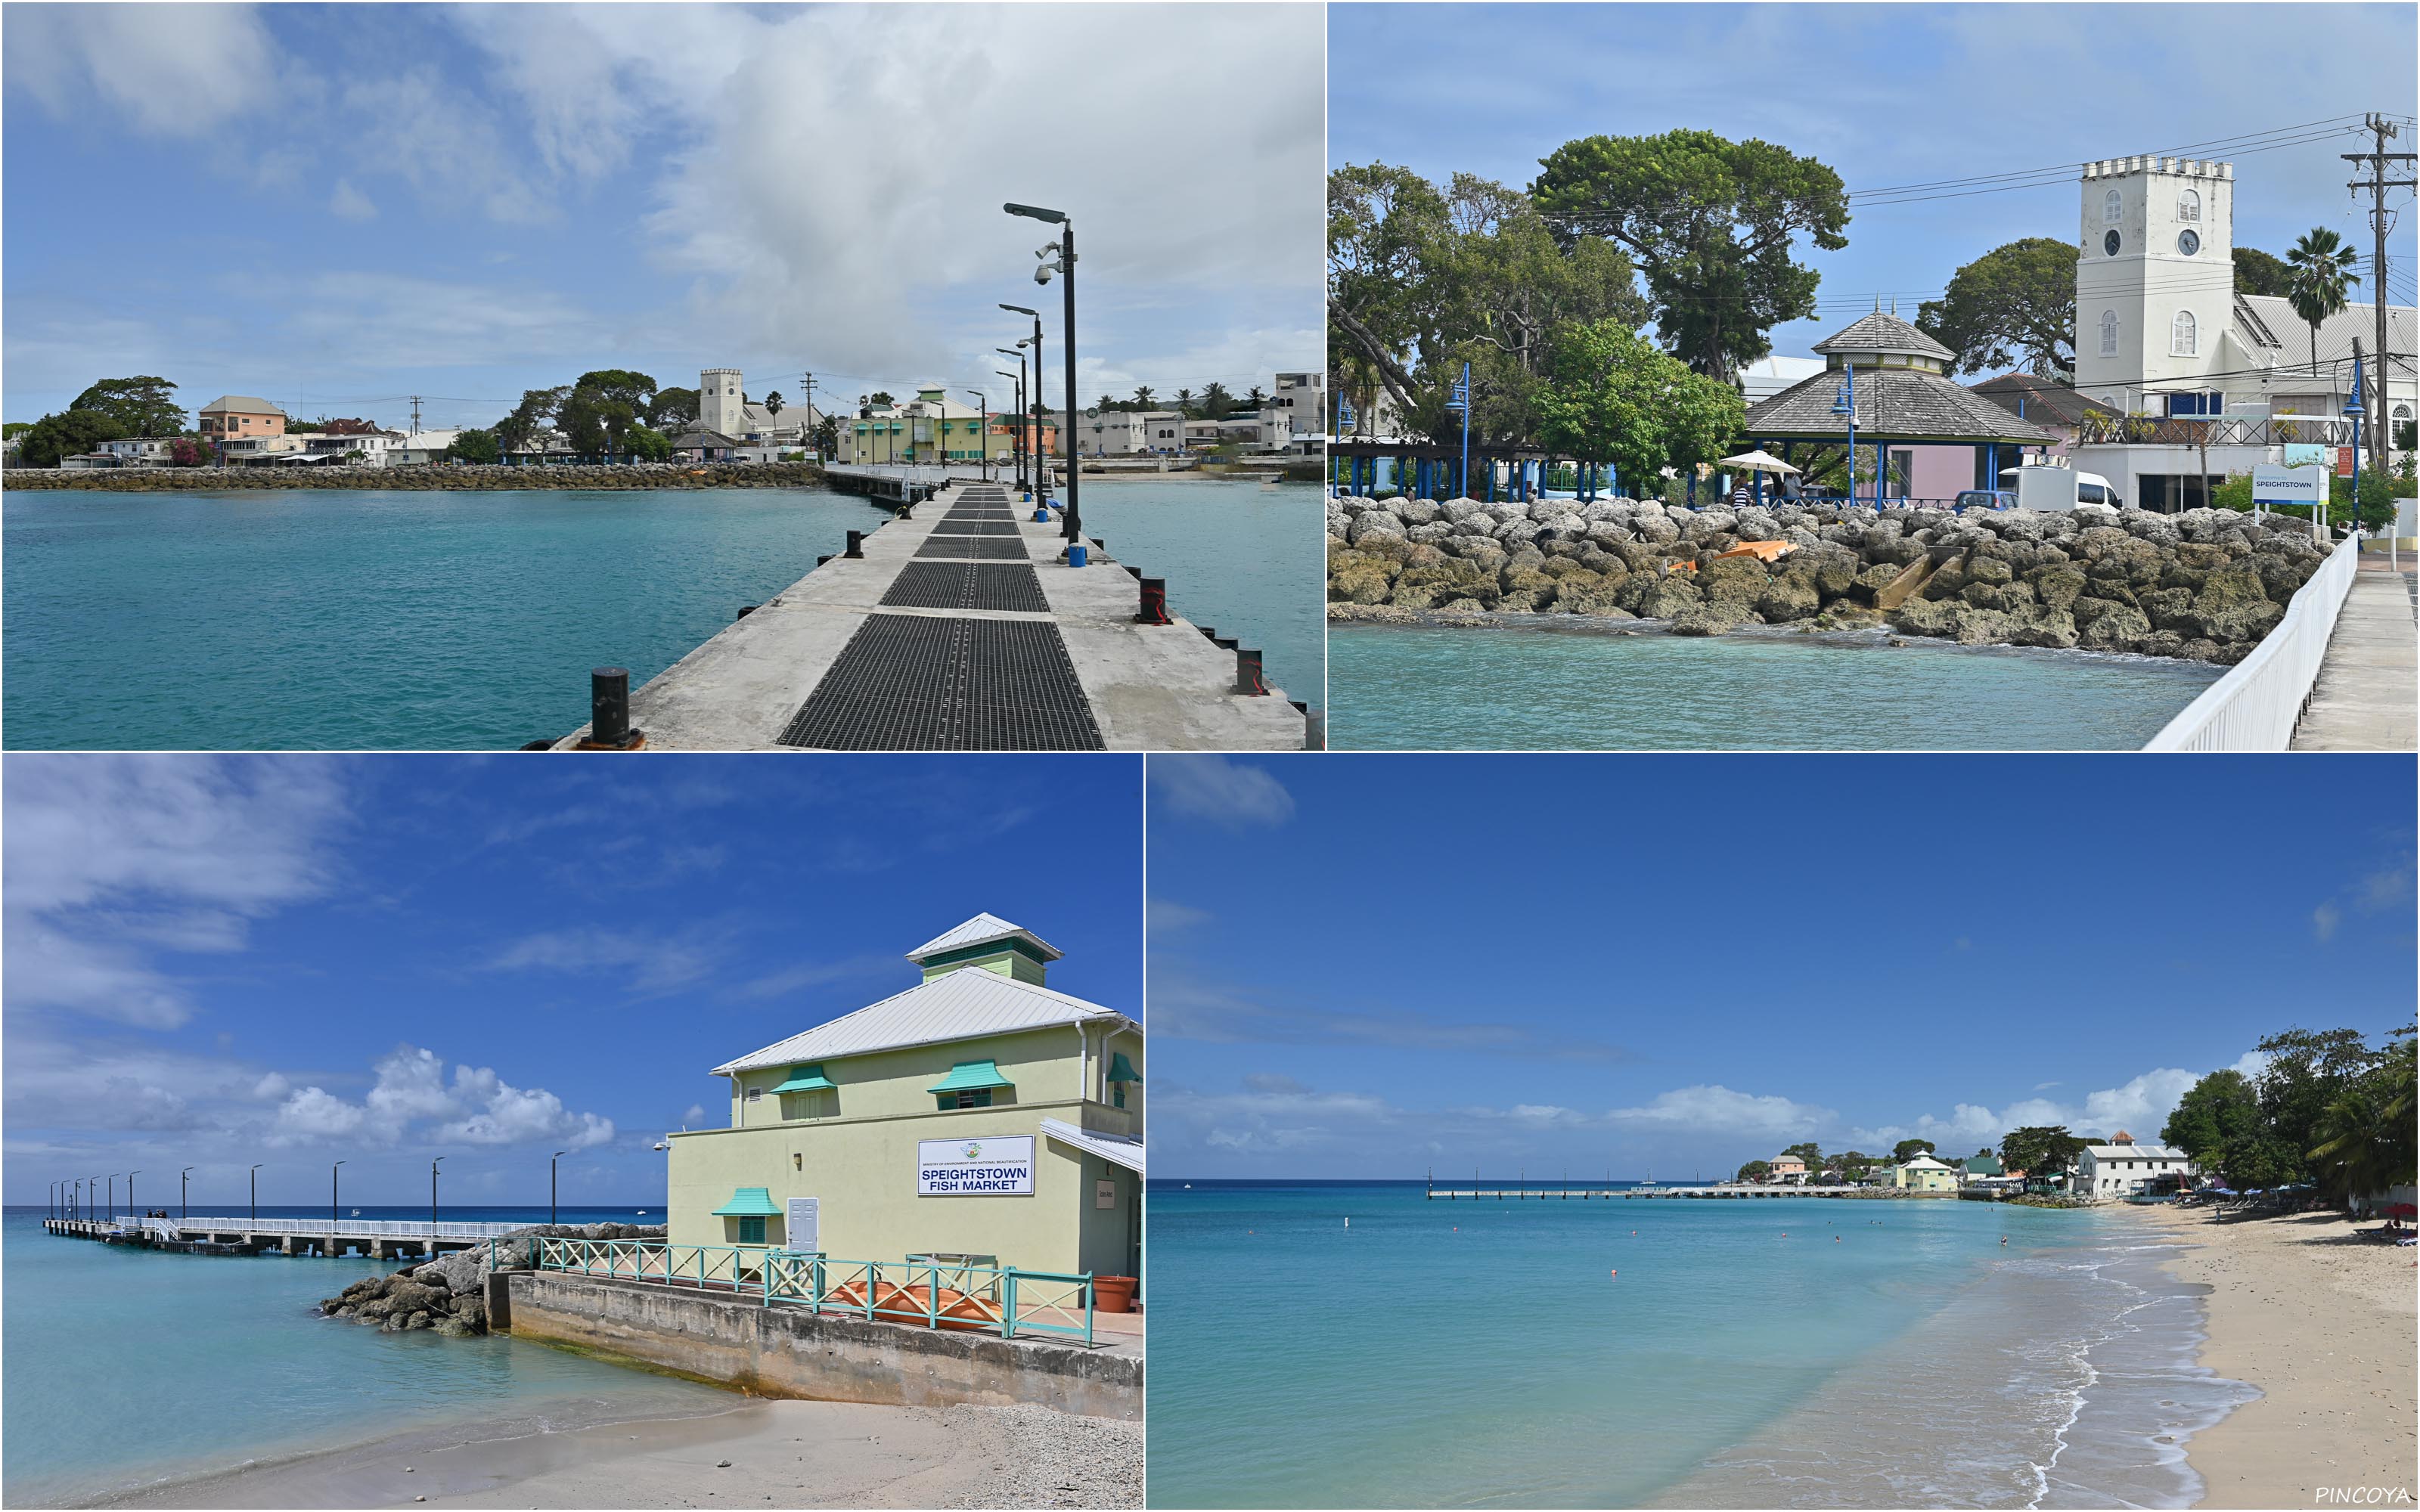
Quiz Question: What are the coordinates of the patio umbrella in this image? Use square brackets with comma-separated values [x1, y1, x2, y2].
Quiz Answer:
[1717, 448, 1801, 476]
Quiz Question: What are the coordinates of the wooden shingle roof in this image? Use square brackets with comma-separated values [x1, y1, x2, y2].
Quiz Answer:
[1745, 365, 2061, 444]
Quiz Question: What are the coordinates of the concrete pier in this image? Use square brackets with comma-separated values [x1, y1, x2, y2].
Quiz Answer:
[551, 481, 1314, 750]
[1424, 1184, 1872, 1200]
[2291, 556, 2418, 751]
[44, 1214, 517, 1260]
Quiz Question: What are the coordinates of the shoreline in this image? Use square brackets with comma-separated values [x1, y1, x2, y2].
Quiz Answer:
[2127, 1204, 2417, 1507]
[84, 1396, 1141, 1510]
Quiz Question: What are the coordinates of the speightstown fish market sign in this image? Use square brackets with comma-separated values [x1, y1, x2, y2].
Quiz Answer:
[917, 1136, 1035, 1196]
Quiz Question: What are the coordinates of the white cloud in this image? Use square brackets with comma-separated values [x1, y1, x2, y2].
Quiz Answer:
[1147, 898, 1213, 935]
[479, 925, 714, 993]
[2, 756, 347, 1027]
[271, 1044, 613, 1151]
[2313, 901, 2342, 941]
[1607, 1085, 1835, 1141]
[328, 178, 377, 222]
[4, 4, 281, 137]
[1150, 756, 1295, 829]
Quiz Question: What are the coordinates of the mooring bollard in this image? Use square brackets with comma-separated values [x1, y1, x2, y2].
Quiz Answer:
[577, 667, 644, 750]
[1068, 544, 1087, 568]
[737, 605, 757, 621]
[1136, 577, 1171, 624]
[1234, 647, 1267, 696]
[817, 555, 832, 566]
[845, 530, 864, 559]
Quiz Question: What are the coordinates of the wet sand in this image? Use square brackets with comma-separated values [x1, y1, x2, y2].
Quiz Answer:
[95, 1399, 1142, 1510]
[2130, 1204, 2417, 1507]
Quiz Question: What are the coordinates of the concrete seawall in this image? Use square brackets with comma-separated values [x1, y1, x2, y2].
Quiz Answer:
[2, 462, 832, 492]
[501, 1271, 1142, 1421]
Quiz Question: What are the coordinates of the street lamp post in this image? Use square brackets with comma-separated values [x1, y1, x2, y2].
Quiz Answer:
[182, 1167, 194, 1222]
[251, 1164, 262, 1228]
[996, 367, 1025, 492]
[1008, 203, 1080, 542]
[551, 1150, 566, 1228]
[1832, 366, 1858, 506]
[966, 391, 990, 482]
[331, 1160, 345, 1243]
[2345, 349, 2366, 541]
[1447, 361, 1472, 500]
[430, 1156, 445, 1241]
[1001, 305, 1044, 505]
[129, 1170, 141, 1219]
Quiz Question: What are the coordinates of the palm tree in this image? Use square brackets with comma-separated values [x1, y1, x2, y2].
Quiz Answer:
[2285, 228, 2360, 398]
[2308, 1037, 2417, 1206]
[1199, 381, 1234, 420]
[1173, 386, 1196, 418]
[1246, 384, 1268, 407]
[1131, 385, 1156, 409]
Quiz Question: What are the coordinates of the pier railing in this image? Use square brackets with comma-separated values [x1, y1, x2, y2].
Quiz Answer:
[529, 1238, 1094, 1345]
[2142, 531, 2362, 751]
[179, 1216, 527, 1239]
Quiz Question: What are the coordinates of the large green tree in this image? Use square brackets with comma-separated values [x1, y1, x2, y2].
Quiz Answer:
[2000, 1126, 2086, 1183]
[15, 408, 126, 466]
[561, 370, 659, 455]
[495, 386, 568, 453]
[2252, 1026, 2381, 1179]
[1531, 319, 1742, 492]
[1734, 1159, 1773, 1182]
[1891, 1138, 1937, 1163]
[446, 428, 501, 465]
[2233, 246, 2293, 299]
[68, 376, 186, 437]
[2161, 1069, 2263, 1169]
[623, 423, 672, 463]
[1916, 238, 2079, 380]
[1531, 129, 1848, 380]
[647, 386, 699, 429]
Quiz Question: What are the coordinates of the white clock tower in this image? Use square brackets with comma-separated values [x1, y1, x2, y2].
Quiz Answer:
[701, 367, 744, 437]
[2073, 156, 2235, 413]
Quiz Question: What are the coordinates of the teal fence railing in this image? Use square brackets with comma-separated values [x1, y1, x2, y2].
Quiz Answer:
[520, 1237, 1094, 1345]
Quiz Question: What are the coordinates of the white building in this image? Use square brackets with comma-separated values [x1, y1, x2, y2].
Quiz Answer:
[2070, 154, 2413, 510]
[1140, 411, 1187, 453]
[1062, 408, 1153, 457]
[1267, 370, 1326, 437]
[390, 429, 463, 465]
[101, 437, 175, 466]
[1738, 355, 1826, 405]
[700, 367, 822, 450]
[297, 432, 396, 466]
[2074, 1131, 2196, 1199]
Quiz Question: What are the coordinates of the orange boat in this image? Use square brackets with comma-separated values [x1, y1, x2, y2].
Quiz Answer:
[1711, 540, 1796, 563]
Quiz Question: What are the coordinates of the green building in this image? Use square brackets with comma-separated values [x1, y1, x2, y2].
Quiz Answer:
[666, 914, 1142, 1286]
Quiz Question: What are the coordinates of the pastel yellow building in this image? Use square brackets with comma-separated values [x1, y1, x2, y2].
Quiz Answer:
[1890, 1154, 1959, 1192]
[666, 914, 1142, 1285]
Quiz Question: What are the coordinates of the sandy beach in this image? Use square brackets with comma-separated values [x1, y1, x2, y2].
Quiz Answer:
[93, 1399, 1142, 1510]
[2129, 1204, 2417, 1507]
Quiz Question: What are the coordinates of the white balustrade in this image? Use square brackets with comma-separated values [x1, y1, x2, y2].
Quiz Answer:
[2144, 533, 2363, 751]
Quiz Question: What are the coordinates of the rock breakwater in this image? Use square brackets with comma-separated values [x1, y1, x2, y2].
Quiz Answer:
[4, 463, 827, 492]
[318, 1222, 664, 1337]
[1327, 494, 2331, 664]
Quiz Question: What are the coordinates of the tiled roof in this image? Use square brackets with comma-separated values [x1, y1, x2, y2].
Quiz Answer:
[1811, 311, 1956, 361]
[1745, 365, 2062, 444]
[712, 965, 1127, 1074]
[198, 395, 286, 416]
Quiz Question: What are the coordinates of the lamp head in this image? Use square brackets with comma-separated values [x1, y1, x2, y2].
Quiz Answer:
[1004, 202, 1067, 225]
[1000, 303, 1038, 318]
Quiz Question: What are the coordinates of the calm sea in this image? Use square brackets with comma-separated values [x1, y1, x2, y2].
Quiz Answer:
[2, 1206, 733, 1508]
[1329, 624, 2223, 750]
[1144, 1182, 2254, 1509]
[1072, 479, 1326, 710]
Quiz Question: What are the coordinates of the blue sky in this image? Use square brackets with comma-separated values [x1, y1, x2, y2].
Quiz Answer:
[2, 4, 1321, 432]
[1147, 754, 2418, 1179]
[3, 754, 1141, 1207]
[1332, 4, 2418, 369]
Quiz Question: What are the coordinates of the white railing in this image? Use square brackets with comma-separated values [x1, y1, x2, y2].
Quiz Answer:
[2143, 533, 2363, 751]
[177, 1216, 526, 1239]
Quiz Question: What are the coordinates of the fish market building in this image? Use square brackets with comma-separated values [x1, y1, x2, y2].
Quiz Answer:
[666, 914, 1143, 1286]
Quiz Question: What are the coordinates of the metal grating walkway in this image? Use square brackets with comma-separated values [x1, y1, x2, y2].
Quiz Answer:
[927, 519, 1021, 537]
[914, 535, 1032, 560]
[776, 615, 1105, 750]
[880, 561, 1051, 613]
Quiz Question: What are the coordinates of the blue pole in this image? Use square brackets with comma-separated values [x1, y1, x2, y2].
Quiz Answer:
[1459, 359, 1471, 500]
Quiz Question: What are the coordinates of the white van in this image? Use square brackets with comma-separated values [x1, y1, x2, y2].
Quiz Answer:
[2000, 466, 2123, 510]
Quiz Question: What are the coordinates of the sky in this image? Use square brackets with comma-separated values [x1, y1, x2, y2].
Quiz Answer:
[1146, 754, 2418, 1181]
[2, 754, 1142, 1208]
[1331, 3, 2419, 370]
[1, 3, 1323, 432]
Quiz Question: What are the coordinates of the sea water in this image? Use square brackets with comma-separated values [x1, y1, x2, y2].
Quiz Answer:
[1072, 480, 1327, 709]
[1144, 1183, 2254, 1509]
[2, 1207, 734, 1508]
[1329, 623, 2223, 750]
[1, 486, 893, 750]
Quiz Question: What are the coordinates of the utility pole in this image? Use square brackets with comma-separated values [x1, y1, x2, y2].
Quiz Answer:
[799, 373, 815, 453]
[408, 395, 424, 435]
[2344, 113, 2415, 477]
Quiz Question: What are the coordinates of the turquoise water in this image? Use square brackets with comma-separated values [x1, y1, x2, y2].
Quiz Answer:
[2, 486, 892, 750]
[1145, 1183, 2248, 1509]
[1075, 481, 1326, 709]
[2, 1207, 732, 1507]
[1329, 624, 2223, 750]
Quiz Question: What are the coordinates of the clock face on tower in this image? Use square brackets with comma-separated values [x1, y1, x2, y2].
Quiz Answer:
[2104, 230, 2122, 256]
[2177, 230, 2201, 256]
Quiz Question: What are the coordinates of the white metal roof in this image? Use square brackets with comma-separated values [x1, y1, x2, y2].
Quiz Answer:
[1898, 1155, 1956, 1170]
[1041, 1117, 1143, 1176]
[712, 965, 1125, 1074]
[2084, 1143, 2187, 1160]
[905, 912, 1061, 964]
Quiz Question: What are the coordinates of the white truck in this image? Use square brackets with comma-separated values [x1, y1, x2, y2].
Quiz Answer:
[2000, 465, 2123, 510]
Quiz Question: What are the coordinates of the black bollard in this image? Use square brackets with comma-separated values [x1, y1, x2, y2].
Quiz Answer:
[845, 530, 864, 559]
[589, 668, 634, 747]
[1137, 578, 1171, 625]
[1234, 647, 1267, 696]
[737, 605, 757, 620]
[817, 555, 832, 566]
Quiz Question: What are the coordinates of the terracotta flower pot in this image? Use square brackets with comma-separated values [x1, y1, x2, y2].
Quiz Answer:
[1093, 1275, 1137, 1313]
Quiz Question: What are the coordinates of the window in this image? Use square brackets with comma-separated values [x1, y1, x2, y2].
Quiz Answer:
[2170, 310, 2198, 356]
[2099, 311, 2120, 357]
[737, 1216, 765, 1244]
[745, 1086, 763, 1102]
[939, 1088, 993, 1110]
[2176, 188, 2200, 223]
[2103, 187, 2122, 224]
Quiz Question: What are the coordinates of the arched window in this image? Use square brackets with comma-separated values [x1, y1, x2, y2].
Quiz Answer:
[2099, 310, 2121, 356]
[2176, 188, 2200, 223]
[2170, 310, 2198, 356]
[2103, 188, 2122, 224]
